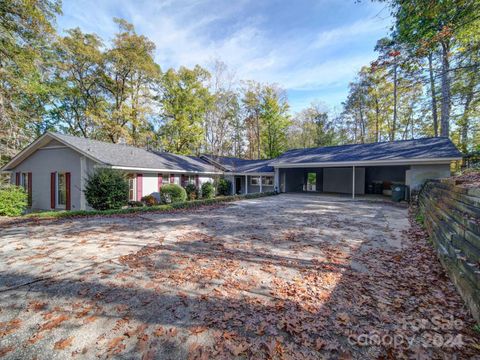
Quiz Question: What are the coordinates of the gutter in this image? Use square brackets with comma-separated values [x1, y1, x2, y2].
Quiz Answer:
[109, 165, 222, 175]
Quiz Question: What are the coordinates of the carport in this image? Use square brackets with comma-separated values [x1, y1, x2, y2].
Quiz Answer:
[276, 164, 410, 199]
[271, 138, 462, 199]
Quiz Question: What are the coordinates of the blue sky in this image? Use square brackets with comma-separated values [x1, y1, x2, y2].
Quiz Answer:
[57, 0, 392, 113]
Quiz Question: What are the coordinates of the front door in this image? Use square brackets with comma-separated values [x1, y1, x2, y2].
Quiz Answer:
[235, 177, 242, 194]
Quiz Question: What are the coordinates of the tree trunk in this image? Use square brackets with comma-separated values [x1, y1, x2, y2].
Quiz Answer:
[392, 62, 398, 141]
[440, 41, 451, 137]
[375, 98, 379, 142]
[428, 52, 439, 136]
[255, 111, 260, 159]
[460, 91, 473, 153]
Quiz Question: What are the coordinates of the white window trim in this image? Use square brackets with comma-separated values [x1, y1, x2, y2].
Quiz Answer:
[56, 172, 66, 209]
[20, 172, 28, 191]
[262, 176, 274, 186]
[128, 176, 137, 201]
[250, 176, 260, 186]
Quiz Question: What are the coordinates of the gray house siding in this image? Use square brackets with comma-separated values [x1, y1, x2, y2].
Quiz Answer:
[406, 164, 451, 191]
[9, 146, 95, 211]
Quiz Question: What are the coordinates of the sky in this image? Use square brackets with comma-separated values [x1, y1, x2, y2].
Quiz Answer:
[57, 0, 393, 113]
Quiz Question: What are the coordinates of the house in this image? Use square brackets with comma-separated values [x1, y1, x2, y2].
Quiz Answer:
[270, 137, 462, 198]
[1, 133, 462, 210]
[200, 156, 275, 195]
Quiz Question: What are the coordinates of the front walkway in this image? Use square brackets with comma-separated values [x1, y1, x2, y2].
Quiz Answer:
[0, 194, 477, 359]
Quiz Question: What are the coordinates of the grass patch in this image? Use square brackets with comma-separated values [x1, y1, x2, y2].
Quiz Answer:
[415, 212, 425, 226]
[24, 192, 276, 220]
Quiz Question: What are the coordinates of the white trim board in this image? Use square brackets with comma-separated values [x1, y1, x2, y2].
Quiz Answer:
[109, 165, 222, 175]
[230, 172, 274, 176]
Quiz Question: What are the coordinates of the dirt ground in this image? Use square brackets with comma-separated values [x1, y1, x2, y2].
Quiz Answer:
[0, 194, 478, 359]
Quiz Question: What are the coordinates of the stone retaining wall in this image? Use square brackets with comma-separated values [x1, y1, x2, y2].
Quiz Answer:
[419, 180, 480, 321]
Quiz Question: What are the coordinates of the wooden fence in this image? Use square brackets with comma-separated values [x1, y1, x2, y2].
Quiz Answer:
[419, 180, 480, 321]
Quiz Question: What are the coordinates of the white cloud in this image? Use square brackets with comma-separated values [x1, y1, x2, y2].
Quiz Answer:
[57, 0, 392, 109]
[312, 17, 390, 50]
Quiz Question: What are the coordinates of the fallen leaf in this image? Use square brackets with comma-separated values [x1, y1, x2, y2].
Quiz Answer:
[54, 337, 73, 350]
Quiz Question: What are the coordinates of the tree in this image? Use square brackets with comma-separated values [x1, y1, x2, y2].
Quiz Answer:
[0, 0, 61, 165]
[50, 28, 106, 138]
[159, 65, 212, 154]
[100, 19, 160, 145]
[289, 103, 338, 149]
[242, 81, 263, 159]
[204, 61, 241, 156]
[260, 85, 291, 158]
[383, 0, 480, 137]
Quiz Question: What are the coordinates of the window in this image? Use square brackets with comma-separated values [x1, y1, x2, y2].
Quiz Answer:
[57, 172, 67, 207]
[162, 173, 170, 184]
[20, 173, 28, 191]
[262, 176, 274, 186]
[128, 176, 136, 201]
[250, 176, 260, 186]
[186, 175, 196, 185]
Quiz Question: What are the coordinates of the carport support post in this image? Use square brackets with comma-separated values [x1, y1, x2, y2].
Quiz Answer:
[260, 176, 263, 193]
[245, 175, 248, 194]
[352, 165, 355, 200]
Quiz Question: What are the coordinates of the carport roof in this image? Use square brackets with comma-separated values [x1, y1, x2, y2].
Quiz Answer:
[271, 137, 462, 166]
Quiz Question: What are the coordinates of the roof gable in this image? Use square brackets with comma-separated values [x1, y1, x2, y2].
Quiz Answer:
[2, 132, 220, 173]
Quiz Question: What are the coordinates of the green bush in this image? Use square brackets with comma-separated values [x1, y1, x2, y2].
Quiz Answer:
[201, 182, 215, 199]
[84, 168, 129, 210]
[128, 201, 144, 208]
[0, 185, 28, 216]
[141, 194, 158, 206]
[217, 178, 232, 196]
[184, 184, 198, 201]
[25, 191, 276, 219]
[160, 184, 187, 203]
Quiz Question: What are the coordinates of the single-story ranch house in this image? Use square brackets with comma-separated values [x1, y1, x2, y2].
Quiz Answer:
[1, 132, 462, 211]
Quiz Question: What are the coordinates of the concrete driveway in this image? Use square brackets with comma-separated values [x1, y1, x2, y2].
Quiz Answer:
[0, 194, 477, 359]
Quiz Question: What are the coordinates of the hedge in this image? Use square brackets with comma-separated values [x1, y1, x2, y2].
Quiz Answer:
[24, 191, 276, 220]
[0, 185, 28, 216]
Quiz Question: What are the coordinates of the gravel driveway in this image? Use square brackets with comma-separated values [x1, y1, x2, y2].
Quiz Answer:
[0, 194, 477, 359]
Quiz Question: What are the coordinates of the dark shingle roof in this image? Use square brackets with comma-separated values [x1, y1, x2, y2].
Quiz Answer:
[272, 137, 462, 165]
[202, 155, 274, 173]
[52, 133, 220, 173]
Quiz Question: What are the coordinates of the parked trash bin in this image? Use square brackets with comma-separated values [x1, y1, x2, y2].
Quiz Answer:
[391, 184, 406, 202]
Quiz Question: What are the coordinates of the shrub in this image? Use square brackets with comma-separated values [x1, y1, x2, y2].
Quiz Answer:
[0, 185, 28, 216]
[141, 194, 158, 206]
[84, 168, 129, 210]
[217, 178, 232, 196]
[201, 182, 215, 199]
[128, 201, 144, 208]
[184, 184, 198, 201]
[160, 184, 187, 203]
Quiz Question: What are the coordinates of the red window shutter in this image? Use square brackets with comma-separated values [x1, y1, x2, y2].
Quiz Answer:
[158, 173, 163, 190]
[15, 172, 20, 186]
[27, 172, 32, 207]
[181, 174, 186, 187]
[50, 172, 56, 209]
[65, 172, 71, 210]
[136, 173, 143, 201]
[195, 175, 199, 187]
[170, 174, 174, 184]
